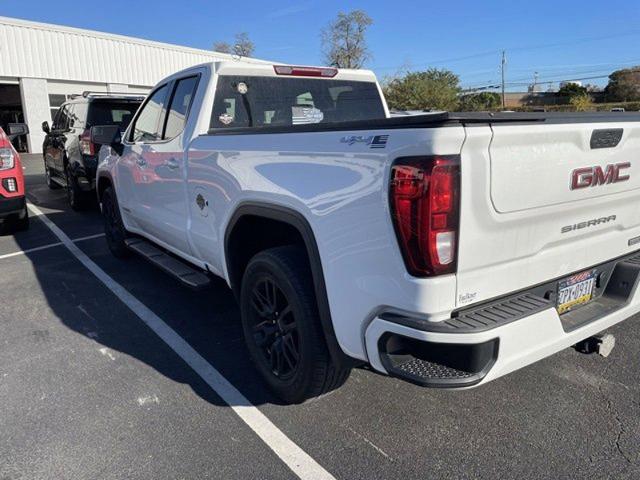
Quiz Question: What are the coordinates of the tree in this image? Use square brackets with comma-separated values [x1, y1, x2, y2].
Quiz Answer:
[233, 32, 255, 57]
[383, 69, 460, 111]
[557, 82, 587, 100]
[322, 10, 372, 68]
[458, 92, 501, 111]
[570, 93, 593, 112]
[605, 66, 640, 102]
[213, 32, 255, 57]
[213, 41, 232, 54]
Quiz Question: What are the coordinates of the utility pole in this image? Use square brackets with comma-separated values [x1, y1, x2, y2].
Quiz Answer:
[501, 50, 506, 109]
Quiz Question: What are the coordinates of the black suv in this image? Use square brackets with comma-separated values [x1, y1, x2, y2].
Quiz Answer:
[42, 92, 143, 210]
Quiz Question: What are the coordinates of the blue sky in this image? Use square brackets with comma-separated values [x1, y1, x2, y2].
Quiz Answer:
[3, 0, 639, 91]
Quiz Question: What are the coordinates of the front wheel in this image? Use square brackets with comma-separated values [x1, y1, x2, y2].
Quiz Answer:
[2, 204, 29, 233]
[101, 187, 130, 259]
[44, 159, 60, 190]
[240, 246, 350, 404]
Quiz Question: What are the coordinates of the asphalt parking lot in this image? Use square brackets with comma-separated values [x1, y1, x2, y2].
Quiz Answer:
[1, 154, 639, 480]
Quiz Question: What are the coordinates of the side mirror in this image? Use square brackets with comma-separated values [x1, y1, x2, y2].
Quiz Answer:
[42, 121, 50, 134]
[8, 123, 29, 140]
[90, 125, 123, 156]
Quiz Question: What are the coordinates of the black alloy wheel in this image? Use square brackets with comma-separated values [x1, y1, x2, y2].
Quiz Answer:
[248, 275, 300, 380]
[101, 187, 130, 258]
[240, 246, 351, 404]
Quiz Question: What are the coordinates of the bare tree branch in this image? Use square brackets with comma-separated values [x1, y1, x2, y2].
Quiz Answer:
[321, 10, 373, 69]
[213, 33, 255, 58]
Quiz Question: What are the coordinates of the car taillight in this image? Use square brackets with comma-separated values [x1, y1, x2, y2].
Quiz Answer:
[80, 129, 95, 156]
[390, 156, 460, 277]
[0, 132, 15, 171]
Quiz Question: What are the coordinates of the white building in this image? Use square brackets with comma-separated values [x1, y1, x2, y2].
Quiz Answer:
[0, 16, 269, 153]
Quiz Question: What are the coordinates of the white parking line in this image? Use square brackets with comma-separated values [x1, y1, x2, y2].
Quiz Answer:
[26, 202, 336, 480]
[0, 241, 62, 260]
[0, 233, 106, 260]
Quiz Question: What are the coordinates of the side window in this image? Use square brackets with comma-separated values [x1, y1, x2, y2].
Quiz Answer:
[129, 84, 169, 143]
[55, 104, 70, 131]
[73, 102, 88, 129]
[163, 76, 199, 139]
[49, 94, 67, 122]
[51, 108, 63, 131]
[67, 104, 76, 128]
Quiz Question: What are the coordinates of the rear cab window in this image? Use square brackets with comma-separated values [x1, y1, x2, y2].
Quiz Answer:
[210, 75, 385, 129]
[88, 100, 141, 130]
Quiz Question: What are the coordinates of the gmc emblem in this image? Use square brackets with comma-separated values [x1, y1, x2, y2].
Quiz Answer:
[570, 162, 631, 190]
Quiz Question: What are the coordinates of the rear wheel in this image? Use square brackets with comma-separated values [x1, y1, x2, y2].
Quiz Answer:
[101, 187, 130, 258]
[66, 164, 86, 211]
[240, 246, 350, 403]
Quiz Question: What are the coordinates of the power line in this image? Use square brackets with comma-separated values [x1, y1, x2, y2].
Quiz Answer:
[371, 30, 640, 74]
[463, 68, 640, 91]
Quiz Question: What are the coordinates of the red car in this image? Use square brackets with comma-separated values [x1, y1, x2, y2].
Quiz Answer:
[0, 124, 29, 231]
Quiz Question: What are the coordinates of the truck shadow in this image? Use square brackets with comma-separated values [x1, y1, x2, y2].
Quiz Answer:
[15, 180, 285, 408]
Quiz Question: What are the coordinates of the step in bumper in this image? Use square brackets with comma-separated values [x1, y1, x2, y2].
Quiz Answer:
[365, 251, 640, 388]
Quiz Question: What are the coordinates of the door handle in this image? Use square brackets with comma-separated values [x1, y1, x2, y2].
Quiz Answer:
[166, 158, 180, 170]
[136, 158, 147, 167]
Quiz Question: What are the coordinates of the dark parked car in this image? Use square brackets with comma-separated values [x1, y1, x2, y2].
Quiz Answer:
[42, 92, 143, 210]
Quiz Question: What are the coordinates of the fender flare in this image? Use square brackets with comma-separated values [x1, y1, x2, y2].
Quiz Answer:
[96, 170, 115, 201]
[225, 202, 354, 367]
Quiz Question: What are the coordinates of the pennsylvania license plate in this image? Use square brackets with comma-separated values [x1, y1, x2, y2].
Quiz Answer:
[557, 269, 597, 314]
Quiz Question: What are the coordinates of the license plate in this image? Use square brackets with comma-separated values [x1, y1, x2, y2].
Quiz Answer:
[557, 269, 597, 314]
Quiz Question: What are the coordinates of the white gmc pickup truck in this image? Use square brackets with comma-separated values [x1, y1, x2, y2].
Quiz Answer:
[93, 61, 640, 403]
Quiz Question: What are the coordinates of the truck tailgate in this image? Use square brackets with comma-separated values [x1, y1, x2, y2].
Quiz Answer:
[490, 122, 640, 212]
[456, 118, 640, 308]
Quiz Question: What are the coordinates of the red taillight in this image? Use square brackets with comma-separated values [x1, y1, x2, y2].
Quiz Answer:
[80, 129, 95, 156]
[273, 65, 338, 78]
[390, 156, 460, 277]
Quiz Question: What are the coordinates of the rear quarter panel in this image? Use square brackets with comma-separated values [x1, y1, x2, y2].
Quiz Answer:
[187, 126, 466, 360]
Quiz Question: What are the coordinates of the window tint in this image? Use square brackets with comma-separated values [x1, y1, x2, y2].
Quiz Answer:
[73, 102, 88, 128]
[51, 108, 62, 131]
[130, 84, 169, 142]
[67, 104, 76, 128]
[54, 104, 70, 131]
[49, 94, 67, 122]
[87, 101, 141, 129]
[163, 76, 199, 139]
[210, 76, 385, 129]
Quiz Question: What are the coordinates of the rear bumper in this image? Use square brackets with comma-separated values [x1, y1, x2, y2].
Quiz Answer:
[365, 250, 640, 388]
[0, 195, 26, 219]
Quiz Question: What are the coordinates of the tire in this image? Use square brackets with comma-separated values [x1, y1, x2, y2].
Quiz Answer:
[2, 205, 29, 233]
[101, 187, 130, 259]
[65, 164, 86, 211]
[240, 245, 350, 404]
[44, 159, 61, 190]
[14, 205, 29, 231]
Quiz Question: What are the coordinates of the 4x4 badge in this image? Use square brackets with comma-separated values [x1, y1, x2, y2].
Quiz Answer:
[340, 134, 389, 149]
